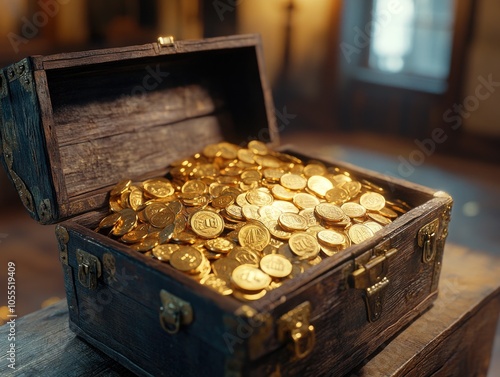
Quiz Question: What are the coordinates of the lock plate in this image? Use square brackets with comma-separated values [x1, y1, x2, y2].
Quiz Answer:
[418, 218, 439, 264]
[159, 289, 193, 334]
[278, 301, 315, 360]
[350, 241, 397, 322]
[76, 249, 102, 290]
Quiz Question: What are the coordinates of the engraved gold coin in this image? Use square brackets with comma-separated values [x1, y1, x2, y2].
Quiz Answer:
[348, 224, 374, 244]
[260, 254, 293, 278]
[143, 178, 174, 198]
[205, 237, 234, 253]
[325, 187, 350, 205]
[170, 246, 204, 272]
[288, 232, 320, 259]
[110, 179, 132, 196]
[212, 194, 234, 209]
[272, 200, 300, 214]
[238, 223, 270, 252]
[200, 274, 233, 295]
[271, 184, 295, 200]
[314, 203, 344, 222]
[341, 202, 367, 218]
[112, 208, 137, 236]
[303, 163, 327, 177]
[212, 258, 240, 281]
[248, 140, 268, 155]
[278, 212, 308, 231]
[293, 192, 320, 209]
[246, 189, 273, 206]
[317, 229, 346, 246]
[360, 192, 386, 211]
[99, 212, 121, 229]
[152, 244, 180, 261]
[190, 210, 224, 239]
[280, 173, 307, 191]
[231, 264, 271, 291]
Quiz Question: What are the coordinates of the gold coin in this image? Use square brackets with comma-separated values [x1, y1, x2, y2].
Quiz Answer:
[341, 202, 367, 218]
[143, 178, 174, 198]
[317, 229, 345, 247]
[232, 289, 267, 301]
[260, 254, 293, 278]
[149, 208, 175, 228]
[200, 274, 233, 295]
[314, 203, 344, 222]
[241, 169, 262, 183]
[170, 246, 204, 272]
[325, 187, 350, 205]
[130, 234, 158, 252]
[181, 180, 207, 195]
[158, 223, 175, 244]
[303, 163, 326, 177]
[348, 224, 374, 244]
[339, 180, 361, 198]
[271, 184, 295, 201]
[144, 202, 167, 222]
[242, 204, 260, 220]
[152, 244, 180, 261]
[293, 192, 320, 210]
[128, 187, 145, 211]
[319, 243, 343, 257]
[307, 175, 333, 197]
[205, 237, 235, 253]
[378, 206, 398, 218]
[278, 212, 308, 231]
[258, 205, 282, 222]
[202, 143, 221, 158]
[246, 189, 273, 206]
[112, 208, 137, 236]
[272, 200, 300, 214]
[225, 204, 244, 221]
[212, 258, 240, 281]
[237, 148, 255, 164]
[367, 212, 392, 225]
[218, 142, 239, 159]
[227, 247, 260, 267]
[299, 208, 319, 227]
[231, 265, 271, 291]
[190, 210, 224, 239]
[364, 221, 383, 234]
[267, 221, 292, 240]
[280, 173, 307, 191]
[288, 232, 320, 259]
[263, 168, 285, 182]
[98, 212, 121, 229]
[238, 223, 270, 252]
[212, 194, 234, 209]
[110, 179, 131, 196]
[120, 226, 149, 243]
[248, 140, 268, 155]
[360, 192, 386, 211]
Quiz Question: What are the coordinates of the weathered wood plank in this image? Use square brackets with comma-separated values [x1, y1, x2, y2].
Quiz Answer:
[0, 244, 497, 377]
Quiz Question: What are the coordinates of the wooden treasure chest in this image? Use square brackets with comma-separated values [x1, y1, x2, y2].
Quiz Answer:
[0, 34, 453, 376]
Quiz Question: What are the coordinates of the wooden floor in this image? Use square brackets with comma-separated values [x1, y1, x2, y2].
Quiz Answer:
[0, 131, 499, 375]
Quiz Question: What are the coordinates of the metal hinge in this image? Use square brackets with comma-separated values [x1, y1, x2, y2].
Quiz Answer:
[159, 289, 193, 334]
[349, 240, 398, 322]
[55, 225, 69, 265]
[418, 218, 439, 264]
[278, 301, 316, 360]
[76, 249, 102, 290]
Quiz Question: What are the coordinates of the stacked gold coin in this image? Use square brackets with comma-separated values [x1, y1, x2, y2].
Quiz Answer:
[96, 140, 411, 300]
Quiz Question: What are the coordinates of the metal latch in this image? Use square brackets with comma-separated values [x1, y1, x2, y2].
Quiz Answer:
[157, 35, 175, 47]
[76, 249, 102, 290]
[349, 240, 397, 322]
[418, 218, 439, 264]
[159, 289, 193, 334]
[278, 301, 315, 360]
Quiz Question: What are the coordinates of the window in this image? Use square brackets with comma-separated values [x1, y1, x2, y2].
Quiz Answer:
[369, 0, 455, 80]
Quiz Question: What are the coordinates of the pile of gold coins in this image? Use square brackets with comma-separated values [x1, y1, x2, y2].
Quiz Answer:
[96, 141, 411, 301]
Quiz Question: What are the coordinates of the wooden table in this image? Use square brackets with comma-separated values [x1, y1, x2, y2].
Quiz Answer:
[1, 244, 499, 377]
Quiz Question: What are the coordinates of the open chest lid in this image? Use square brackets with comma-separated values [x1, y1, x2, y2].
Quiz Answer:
[0, 34, 278, 224]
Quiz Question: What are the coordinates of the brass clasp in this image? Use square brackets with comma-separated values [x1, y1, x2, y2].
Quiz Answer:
[76, 249, 102, 290]
[349, 240, 397, 322]
[418, 218, 439, 264]
[159, 289, 193, 335]
[157, 36, 175, 47]
[278, 301, 315, 360]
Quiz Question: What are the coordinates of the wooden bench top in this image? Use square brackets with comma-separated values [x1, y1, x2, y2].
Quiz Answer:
[1, 244, 499, 376]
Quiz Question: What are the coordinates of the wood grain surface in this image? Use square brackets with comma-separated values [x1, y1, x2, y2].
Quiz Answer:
[1, 244, 498, 377]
